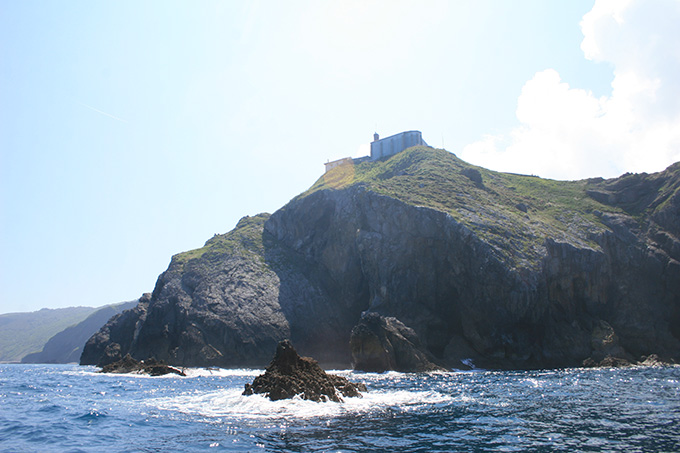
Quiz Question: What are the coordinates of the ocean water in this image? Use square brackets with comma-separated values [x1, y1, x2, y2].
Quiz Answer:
[0, 364, 678, 452]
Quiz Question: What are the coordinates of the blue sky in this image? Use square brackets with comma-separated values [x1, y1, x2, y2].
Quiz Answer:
[1, 1, 679, 314]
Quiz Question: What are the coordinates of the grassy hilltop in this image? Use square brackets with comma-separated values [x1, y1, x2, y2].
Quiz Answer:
[305, 147, 679, 267]
[174, 146, 679, 274]
[306, 147, 614, 266]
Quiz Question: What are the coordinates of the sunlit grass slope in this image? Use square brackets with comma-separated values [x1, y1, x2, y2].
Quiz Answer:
[303, 146, 622, 269]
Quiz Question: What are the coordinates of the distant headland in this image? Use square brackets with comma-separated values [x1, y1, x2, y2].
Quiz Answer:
[81, 143, 680, 371]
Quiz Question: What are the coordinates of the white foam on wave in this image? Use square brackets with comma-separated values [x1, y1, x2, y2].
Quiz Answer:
[182, 368, 264, 378]
[68, 369, 188, 380]
[150, 386, 454, 420]
[64, 368, 98, 377]
[65, 367, 263, 379]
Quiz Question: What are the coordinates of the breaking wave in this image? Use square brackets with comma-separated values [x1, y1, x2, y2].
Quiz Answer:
[151, 386, 454, 420]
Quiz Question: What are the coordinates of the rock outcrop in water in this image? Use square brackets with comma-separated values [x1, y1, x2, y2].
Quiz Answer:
[99, 353, 186, 376]
[81, 147, 680, 370]
[350, 312, 444, 372]
[243, 340, 366, 402]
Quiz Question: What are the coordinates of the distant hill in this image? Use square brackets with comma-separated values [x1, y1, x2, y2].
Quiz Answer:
[0, 307, 98, 363]
[22, 300, 138, 364]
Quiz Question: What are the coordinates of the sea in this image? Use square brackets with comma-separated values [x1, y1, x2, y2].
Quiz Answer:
[0, 364, 678, 452]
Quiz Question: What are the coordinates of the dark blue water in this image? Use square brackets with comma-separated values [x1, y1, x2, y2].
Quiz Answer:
[0, 364, 678, 452]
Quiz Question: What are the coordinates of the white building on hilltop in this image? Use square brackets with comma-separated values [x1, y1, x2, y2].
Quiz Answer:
[323, 157, 354, 173]
[324, 130, 428, 173]
[370, 130, 427, 160]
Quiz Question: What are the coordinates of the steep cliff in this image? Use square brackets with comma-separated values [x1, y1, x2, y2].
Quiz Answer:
[81, 147, 680, 369]
[81, 214, 361, 367]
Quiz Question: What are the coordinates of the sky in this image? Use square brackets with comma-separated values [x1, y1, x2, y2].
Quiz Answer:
[1, 0, 679, 314]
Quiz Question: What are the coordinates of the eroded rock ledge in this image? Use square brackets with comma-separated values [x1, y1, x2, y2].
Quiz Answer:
[243, 340, 366, 402]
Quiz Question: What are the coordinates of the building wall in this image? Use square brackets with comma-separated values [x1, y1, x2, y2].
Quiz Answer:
[324, 157, 354, 173]
[370, 130, 426, 160]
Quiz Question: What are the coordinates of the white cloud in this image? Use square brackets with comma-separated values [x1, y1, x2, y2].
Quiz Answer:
[460, 0, 680, 180]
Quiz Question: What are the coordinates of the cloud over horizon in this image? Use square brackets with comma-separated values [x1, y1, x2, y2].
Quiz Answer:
[460, 0, 680, 180]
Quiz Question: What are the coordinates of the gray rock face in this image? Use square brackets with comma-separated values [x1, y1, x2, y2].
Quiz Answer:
[81, 152, 680, 370]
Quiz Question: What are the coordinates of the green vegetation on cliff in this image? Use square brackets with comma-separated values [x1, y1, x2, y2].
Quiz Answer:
[172, 213, 270, 269]
[304, 147, 634, 268]
[166, 147, 677, 275]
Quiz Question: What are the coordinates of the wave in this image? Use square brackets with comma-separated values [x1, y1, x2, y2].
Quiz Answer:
[150, 386, 455, 420]
[182, 368, 264, 378]
[76, 409, 109, 423]
[66, 366, 264, 379]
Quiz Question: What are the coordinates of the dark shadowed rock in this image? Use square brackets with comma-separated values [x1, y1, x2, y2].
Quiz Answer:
[99, 353, 186, 376]
[243, 340, 366, 402]
[350, 312, 444, 372]
[80, 293, 153, 367]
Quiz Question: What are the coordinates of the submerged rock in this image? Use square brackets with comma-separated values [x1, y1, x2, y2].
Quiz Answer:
[243, 340, 366, 402]
[99, 354, 186, 376]
[350, 312, 444, 372]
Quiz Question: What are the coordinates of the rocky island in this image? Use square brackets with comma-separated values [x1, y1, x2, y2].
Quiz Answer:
[243, 340, 365, 402]
[81, 146, 680, 371]
[99, 354, 186, 376]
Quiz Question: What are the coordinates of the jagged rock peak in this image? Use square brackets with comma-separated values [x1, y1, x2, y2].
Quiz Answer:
[243, 340, 366, 402]
[270, 339, 304, 374]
